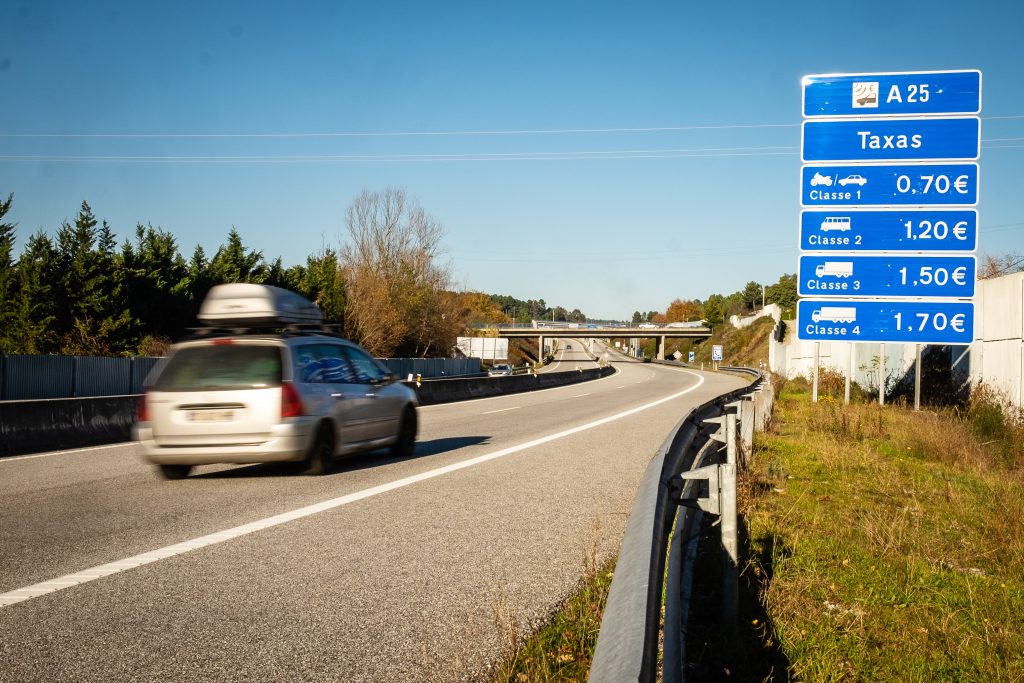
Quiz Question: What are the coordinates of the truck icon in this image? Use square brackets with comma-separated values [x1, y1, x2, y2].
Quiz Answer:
[811, 307, 857, 324]
[815, 261, 854, 278]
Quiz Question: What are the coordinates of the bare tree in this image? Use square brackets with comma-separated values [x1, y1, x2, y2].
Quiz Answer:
[978, 252, 1024, 280]
[341, 188, 459, 357]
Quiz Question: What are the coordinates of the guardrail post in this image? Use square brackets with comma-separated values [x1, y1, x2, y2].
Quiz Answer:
[722, 413, 739, 626]
[725, 410, 737, 467]
[739, 396, 755, 469]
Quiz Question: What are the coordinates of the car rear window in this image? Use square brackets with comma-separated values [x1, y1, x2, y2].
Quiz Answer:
[153, 344, 283, 391]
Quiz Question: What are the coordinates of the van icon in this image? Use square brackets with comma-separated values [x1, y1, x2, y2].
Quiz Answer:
[819, 216, 851, 232]
[815, 261, 854, 278]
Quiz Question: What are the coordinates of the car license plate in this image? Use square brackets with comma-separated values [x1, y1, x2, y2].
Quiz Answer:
[189, 410, 234, 422]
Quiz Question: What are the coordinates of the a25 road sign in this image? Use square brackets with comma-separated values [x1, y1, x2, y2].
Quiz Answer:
[803, 70, 981, 118]
[802, 117, 980, 162]
[800, 209, 977, 252]
[798, 299, 974, 344]
[799, 254, 975, 298]
[801, 163, 978, 207]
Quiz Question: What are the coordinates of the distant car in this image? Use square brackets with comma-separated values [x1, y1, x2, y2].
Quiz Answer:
[134, 284, 418, 480]
[488, 364, 512, 377]
[838, 174, 867, 186]
[810, 172, 833, 187]
[566, 344, 573, 350]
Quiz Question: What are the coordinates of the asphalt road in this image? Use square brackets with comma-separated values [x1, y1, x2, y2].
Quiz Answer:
[540, 337, 601, 373]
[0, 356, 745, 682]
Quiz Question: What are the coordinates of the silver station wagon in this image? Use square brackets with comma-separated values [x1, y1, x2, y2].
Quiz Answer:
[134, 284, 418, 479]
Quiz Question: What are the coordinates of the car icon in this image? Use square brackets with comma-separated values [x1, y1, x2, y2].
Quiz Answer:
[838, 174, 867, 186]
[810, 172, 833, 187]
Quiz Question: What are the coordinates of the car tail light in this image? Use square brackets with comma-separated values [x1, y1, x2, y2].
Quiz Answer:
[281, 382, 304, 418]
[137, 391, 150, 422]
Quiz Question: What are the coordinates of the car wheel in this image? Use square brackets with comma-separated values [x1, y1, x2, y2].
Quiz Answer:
[390, 406, 417, 458]
[303, 425, 335, 476]
[158, 464, 192, 480]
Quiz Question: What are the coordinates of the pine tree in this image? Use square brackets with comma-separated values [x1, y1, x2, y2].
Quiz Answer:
[120, 223, 190, 348]
[0, 194, 17, 352]
[209, 228, 267, 284]
[11, 231, 58, 353]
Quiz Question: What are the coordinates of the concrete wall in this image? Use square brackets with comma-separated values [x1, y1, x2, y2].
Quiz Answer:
[970, 271, 1024, 406]
[770, 329, 915, 391]
[730, 304, 782, 330]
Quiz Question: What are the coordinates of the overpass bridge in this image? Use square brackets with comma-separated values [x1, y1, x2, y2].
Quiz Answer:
[494, 324, 712, 361]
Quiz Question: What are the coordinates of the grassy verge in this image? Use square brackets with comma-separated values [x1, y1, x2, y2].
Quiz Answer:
[723, 380, 1024, 681]
[490, 559, 614, 682]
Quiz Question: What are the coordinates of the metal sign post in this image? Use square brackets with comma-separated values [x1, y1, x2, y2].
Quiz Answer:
[812, 342, 820, 402]
[914, 344, 922, 411]
[879, 343, 886, 406]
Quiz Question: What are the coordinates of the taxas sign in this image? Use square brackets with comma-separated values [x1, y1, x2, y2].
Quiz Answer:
[802, 117, 979, 162]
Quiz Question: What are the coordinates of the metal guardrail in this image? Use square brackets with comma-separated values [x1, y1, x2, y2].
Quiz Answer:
[589, 369, 774, 683]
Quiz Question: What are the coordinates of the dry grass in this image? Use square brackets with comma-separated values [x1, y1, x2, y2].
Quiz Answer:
[490, 519, 613, 683]
[737, 382, 1024, 681]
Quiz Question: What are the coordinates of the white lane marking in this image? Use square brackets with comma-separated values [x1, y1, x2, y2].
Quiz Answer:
[0, 443, 133, 464]
[571, 393, 591, 398]
[482, 406, 520, 415]
[0, 370, 705, 609]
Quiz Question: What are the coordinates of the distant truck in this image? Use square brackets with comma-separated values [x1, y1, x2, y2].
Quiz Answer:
[815, 261, 854, 278]
[811, 307, 857, 324]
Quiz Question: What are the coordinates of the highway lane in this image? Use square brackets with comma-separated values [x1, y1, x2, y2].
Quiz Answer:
[0, 360, 746, 682]
[541, 337, 600, 373]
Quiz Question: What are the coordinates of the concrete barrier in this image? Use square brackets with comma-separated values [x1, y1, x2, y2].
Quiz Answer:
[0, 396, 138, 457]
[0, 368, 615, 458]
[410, 366, 614, 406]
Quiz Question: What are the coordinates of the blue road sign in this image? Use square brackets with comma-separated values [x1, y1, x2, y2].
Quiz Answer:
[801, 163, 978, 207]
[800, 209, 977, 252]
[799, 254, 975, 298]
[803, 70, 981, 118]
[798, 299, 974, 344]
[802, 117, 979, 162]
[688, 351, 695, 363]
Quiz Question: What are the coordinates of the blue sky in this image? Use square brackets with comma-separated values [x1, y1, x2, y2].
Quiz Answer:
[1, 1, 1021, 320]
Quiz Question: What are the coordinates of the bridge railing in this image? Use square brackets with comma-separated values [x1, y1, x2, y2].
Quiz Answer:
[589, 368, 774, 682]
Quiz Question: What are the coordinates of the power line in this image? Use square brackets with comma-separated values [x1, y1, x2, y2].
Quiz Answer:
[1, 114, 1022, 139]
[0, 123, 802, 138]
[2, 140, 1020, 163]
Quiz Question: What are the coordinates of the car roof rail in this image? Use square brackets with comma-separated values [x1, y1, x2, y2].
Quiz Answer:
[180, 323, 346, 341]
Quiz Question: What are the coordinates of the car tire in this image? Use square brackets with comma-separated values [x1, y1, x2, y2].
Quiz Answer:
[390, 406, 417, 458]
[303, 425, 335, 476]
[157, 464, 192, 480]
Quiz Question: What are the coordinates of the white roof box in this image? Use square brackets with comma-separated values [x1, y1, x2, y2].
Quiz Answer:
[198, 283, 324, 326]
